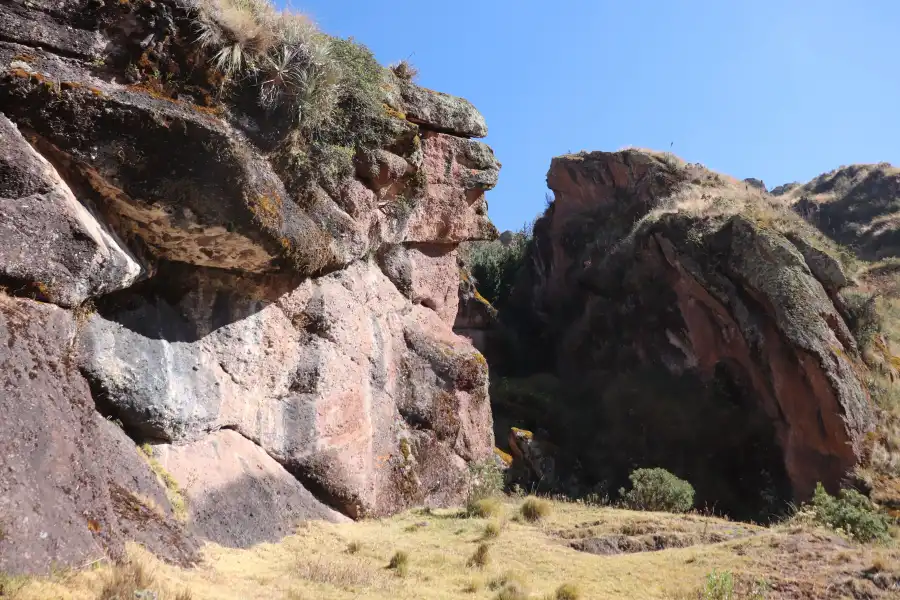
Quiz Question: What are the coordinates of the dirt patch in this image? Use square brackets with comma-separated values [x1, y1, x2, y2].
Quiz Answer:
[558, 516, 761, 556]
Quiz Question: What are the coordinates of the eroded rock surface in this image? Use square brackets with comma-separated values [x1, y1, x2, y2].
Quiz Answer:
[0, 294, 197, 574]
[0, 0, 498, 572]
[153, 430, 348, 548]
[80, 261, 492, 517]
[0, 114, 142, 306]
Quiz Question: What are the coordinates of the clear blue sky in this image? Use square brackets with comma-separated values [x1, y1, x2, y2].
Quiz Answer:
[293, 0, 900, 232]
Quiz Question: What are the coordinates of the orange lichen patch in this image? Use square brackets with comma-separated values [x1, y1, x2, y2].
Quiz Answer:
[383, 104, 407, 120]
[6, 68, 56, 90]
[12, 53, 37, 63]
[128, 82, 172, 101]
[493, 447, 513, 466]
[126, 82, 223, 118]
[511, 427, 533, 440]
[249, 194, 284, 229]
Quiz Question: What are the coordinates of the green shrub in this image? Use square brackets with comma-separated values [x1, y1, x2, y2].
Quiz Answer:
[809, 482, 892, 543]
[701, 570, 734, 600]
[467, 497, 504, 519]
[467, 542, 491, 569]
[621, 468, 695, 513]
[462, 228, 530, 308]
[465, 460, 505, 512]
[520, 496, 552, 522]
[841, 289, 882, 350]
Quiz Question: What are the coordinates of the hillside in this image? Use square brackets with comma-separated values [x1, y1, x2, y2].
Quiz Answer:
[8, 497, 900, 599]
[775, 164, 900, 261]
[3, 0, 900, 597]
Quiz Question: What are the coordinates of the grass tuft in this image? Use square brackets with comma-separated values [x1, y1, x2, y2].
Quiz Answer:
[520, 496, 552, 522]
[468, 497, 504, 519]
[389, 59, 418, 81]
[138, 443, 188, 522]
[97, 558, 156, 600]
[553, 583, 582, 600]
[346, 541, 363, 554]
[387, 550, 409, 577]
[467, 542, 491, 569]
[482, 521, 502, 540]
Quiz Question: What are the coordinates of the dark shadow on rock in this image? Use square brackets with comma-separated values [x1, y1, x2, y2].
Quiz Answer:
[186, 469, 343, 549]
[93, 260, 300, 343]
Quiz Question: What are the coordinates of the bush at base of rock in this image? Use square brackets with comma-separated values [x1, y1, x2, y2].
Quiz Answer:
[808, 482, 892, 543]
[620, 468, 695, 513]
[465, 460, 505, 508]
[520, 496, 552, 522]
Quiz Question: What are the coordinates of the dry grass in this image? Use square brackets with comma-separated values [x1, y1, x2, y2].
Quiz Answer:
[483, 521, 503, 540]
[553, 583, 582, 600]
[193, 0, 339, 126]
[138, 444, 188, 522]
[468, 497, 505, 519]
[467, 543, 491, 569]
[520, 496, 552, 522]
[10, 499, 900, 600]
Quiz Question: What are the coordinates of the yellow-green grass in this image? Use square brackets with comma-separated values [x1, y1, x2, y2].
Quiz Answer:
[10, 499, 898, 600]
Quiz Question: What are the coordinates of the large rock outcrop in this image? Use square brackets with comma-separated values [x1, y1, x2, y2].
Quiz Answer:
[499, 150, 875, 518]
[0, 0, 497, 573]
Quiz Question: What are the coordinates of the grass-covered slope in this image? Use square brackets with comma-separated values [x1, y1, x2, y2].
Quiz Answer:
[8, 497, 900, 599]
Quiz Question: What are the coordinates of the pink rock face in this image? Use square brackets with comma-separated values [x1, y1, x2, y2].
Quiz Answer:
[405, 132, 500, 243]
[153, 430, 348, 548]
[377, 244, 461, 325]
[79, 261, 495, 519]
[0, 294, 197, 575]
[272, 262, 494, 517]
[0, 0, 501, 571]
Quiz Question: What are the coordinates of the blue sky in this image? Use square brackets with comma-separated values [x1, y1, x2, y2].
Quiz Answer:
[294, 0, 900, 232]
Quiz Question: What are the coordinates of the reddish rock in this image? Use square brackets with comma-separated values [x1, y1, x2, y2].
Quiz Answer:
[0, 294, 197, 574]
[405, 132, 500, 244]
[0, 0, 499, 573]
[507, 150, 873, 514]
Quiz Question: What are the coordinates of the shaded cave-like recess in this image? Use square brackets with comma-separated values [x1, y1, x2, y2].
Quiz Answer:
[491, 359, 794, 523]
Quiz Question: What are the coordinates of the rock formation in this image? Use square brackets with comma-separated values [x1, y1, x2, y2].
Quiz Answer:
[776, 163, 900, 260]
[0, 0, 497, 573]
[496, 150, 877, 518]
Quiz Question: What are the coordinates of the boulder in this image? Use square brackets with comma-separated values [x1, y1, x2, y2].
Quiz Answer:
[398, 81, 489, 138]
[0, 114, 142, 306]
[152, 430, 348, 548]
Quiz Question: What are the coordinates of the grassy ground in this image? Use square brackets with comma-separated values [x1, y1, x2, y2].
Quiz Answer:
[6, 498, 900, 600]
